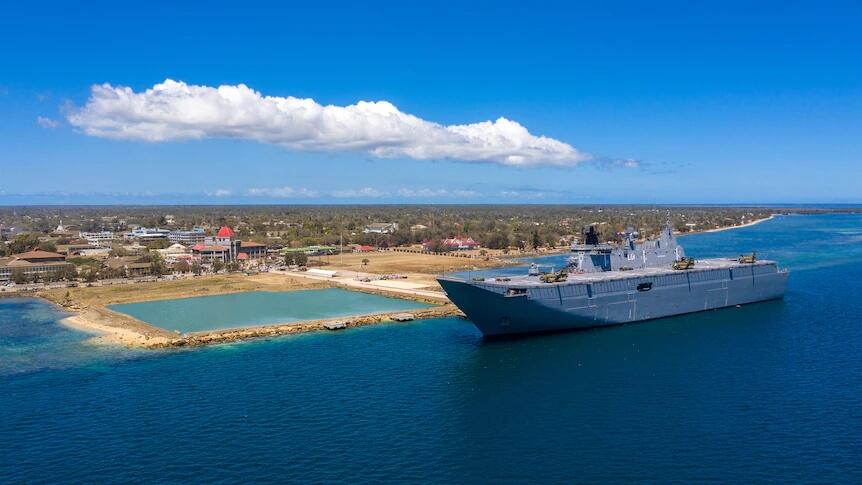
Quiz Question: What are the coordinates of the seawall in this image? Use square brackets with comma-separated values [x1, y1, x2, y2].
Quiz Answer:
[150, 305, 463, 348]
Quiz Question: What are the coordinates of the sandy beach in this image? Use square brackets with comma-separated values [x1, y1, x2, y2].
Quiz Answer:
[61, 311, 175, 347]
[700, 214, 776, 233]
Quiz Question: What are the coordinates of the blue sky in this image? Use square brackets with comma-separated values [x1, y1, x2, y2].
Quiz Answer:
[1, 1, 860, 204]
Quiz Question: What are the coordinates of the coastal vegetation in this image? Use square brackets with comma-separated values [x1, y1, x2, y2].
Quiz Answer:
[1, 205, 841, 287]
[3, 205, 853, 289]
[2, 205, 833, 253]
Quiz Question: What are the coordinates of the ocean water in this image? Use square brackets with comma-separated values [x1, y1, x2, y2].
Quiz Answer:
[1, 213, 861, 483]
[108, 288, 432, 333]
[0, 299, 147, 377]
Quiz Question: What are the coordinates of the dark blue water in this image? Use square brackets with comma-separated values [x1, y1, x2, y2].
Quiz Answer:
[109, 288, 432, 333]
[2, 214, 861, 483]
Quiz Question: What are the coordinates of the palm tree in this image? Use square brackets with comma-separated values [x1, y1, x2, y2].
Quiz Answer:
[361, 258, 370, 268]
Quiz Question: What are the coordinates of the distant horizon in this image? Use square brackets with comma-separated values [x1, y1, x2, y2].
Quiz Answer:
[2, 202, 862, 209]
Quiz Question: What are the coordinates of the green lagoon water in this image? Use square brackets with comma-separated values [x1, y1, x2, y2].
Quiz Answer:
[108, 288, 432, 332]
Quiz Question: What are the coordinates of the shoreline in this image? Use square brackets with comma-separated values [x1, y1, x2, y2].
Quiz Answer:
[58, 304, 461, 349]
[17, 216, 777, 350]
[60, 312, 175, 348]
[40, 272, 454, 349]
[696, 214, 776, 234]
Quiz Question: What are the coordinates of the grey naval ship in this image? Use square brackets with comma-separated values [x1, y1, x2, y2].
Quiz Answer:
[438, 221, 788, 337]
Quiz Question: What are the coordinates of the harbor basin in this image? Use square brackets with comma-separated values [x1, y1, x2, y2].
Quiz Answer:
[108, 288, 433, 333]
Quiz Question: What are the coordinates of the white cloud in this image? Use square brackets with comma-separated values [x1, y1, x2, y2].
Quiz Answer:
[67, 79, 590, 167]
[454, 190, 478, 197]
[328, 186, 481, 199]
[247, 186, 319, 198]
[208, 188, 232, 197]
[498, 189, 551, 199]
[36, 116, 60, 129]
[331, 187, 387, 198]
[592, 158, 641, 170]
[396, 188, 447, 198]
[395, 188, 478, 198]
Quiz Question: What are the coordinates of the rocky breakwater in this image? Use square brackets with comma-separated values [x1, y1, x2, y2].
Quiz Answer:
[149, 304, 464, 349]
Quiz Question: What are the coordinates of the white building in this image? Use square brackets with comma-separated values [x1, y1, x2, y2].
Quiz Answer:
[79, 231, 116, 247]
[79, 247, 112, 257]
[158, 243, 193, 264]
[363, 222, 399, 234]
[169, 228, 206, 245]
[126, 227, 170, 240]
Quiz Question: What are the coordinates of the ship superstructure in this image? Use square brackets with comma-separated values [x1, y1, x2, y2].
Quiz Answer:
[438, 220, 788, 337]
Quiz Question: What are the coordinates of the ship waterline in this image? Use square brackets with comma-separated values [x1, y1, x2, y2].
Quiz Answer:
[439, 261, 787, 336]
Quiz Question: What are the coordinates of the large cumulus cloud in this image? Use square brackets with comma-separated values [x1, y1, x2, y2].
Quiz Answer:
[67, 79, 589, 167]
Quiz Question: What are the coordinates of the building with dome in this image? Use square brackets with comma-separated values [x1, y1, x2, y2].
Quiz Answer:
[190, 226, 267, 264]
[214, 225, 236, 244]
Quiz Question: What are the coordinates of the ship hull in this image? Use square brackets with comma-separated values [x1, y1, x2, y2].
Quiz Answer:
[438, 266, 788, 337]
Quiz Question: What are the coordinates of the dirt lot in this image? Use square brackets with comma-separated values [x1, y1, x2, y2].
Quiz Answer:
[320, 251, 504, 275]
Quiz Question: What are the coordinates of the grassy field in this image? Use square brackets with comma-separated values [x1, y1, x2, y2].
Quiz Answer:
[40, 273, 327, 308]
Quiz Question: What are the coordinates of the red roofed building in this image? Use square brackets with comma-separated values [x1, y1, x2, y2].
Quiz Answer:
[239, 241, 267, 259]
[216, 225, 235, 241]
[191, 245, 230, 263]
[12, 250, 67, 263]
[190, 226, 267, 264]
[1, 249, 72, 282]
[422, 237, 480, 251]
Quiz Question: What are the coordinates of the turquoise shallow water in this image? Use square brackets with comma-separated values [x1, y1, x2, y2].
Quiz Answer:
[108, 288, 432, 332]
[1, 213, 862, 483]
